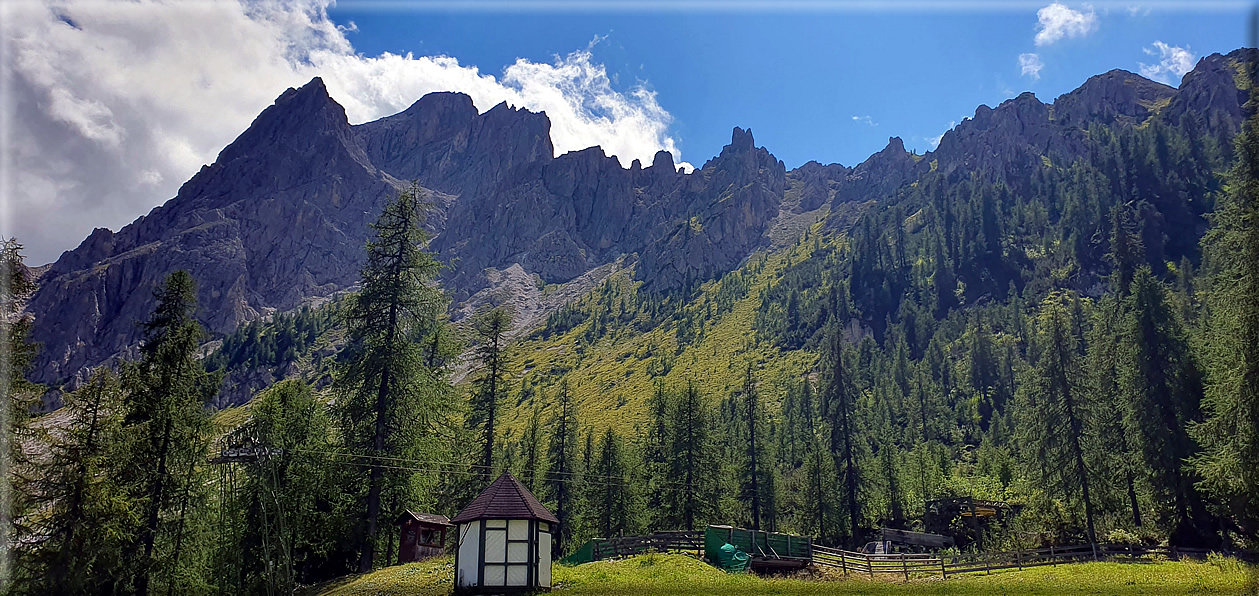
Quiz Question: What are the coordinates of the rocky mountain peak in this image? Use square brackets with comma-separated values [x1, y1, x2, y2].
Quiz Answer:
[216, 76, 352, 165]
[1052, 69, 1175, 129]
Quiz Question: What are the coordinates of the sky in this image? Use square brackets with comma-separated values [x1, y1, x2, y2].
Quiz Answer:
[0, 0, 1249, 265]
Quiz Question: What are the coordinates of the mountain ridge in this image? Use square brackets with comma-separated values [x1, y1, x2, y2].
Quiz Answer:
[26, 48, 1256, 398]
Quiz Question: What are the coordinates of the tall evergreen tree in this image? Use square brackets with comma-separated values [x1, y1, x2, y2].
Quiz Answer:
[589, 427, 633, 538]
[1021, 292, 1098, 544]
[738, 363, 764, 531]
[334, 183, 452, 572]
[0, 239, 40, 585]
[1191, 105, 1259, 538]
[1120, 268, 1204, 539]
[544, 380, 578, 555]
[669, 381, 715, 531]
[121, 270, 218, 595]
[470, 307, 513, 483]
[15, 370, 134, 595]
[822, 321, 861, 544]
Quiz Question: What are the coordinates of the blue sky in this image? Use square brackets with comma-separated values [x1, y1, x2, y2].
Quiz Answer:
[327, 2, 1247, 169]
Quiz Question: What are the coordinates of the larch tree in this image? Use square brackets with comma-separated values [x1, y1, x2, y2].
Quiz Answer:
[334, 183, 452, 573]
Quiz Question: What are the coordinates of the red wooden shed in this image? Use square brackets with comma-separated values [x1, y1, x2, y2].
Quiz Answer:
[394, 510, 453, 564]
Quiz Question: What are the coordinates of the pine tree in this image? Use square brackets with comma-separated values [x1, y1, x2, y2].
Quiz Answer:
[1020, 292, 1098, 544]
[15, 370, 135, 595]
[470, 307, 513, 483]
[121, 270, 218, 595]
[520, 406, 543, 495]
[544, 380, 578, 555]
[1191, 105, 1259, 537]
[334, 183, 452, 572]
[590, 428, 632, 538]
[642, 381, 672, 530]
[669, 381, 715, 531]
[231, 379, 338, 593]
[822, 321, 862, 544]
[738, 362, 764, 531]
[0, 239, 40, 585]
[1120, 268, 1204, 538]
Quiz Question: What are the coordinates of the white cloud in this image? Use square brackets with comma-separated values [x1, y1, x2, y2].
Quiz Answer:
[1034, 3, 1098, 46]
[1, 0, 690, 264]
[851, 115, 877, 127]
[926, 121, 957, 150]
[1139, 41, 1196, 85]
[1019, 53, 1044, 80]
[1126, 6, 1151, 17]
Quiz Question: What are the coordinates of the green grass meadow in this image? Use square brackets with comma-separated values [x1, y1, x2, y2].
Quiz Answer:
[312, 553, 1256, 596]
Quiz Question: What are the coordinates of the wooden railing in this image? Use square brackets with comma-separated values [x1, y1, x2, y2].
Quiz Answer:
[811, 542, 1222, 581]
[591, 531, 704, 560]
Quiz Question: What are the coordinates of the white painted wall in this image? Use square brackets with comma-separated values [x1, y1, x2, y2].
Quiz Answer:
[456, 522, 480, 588]
[539, 531, 552, 588]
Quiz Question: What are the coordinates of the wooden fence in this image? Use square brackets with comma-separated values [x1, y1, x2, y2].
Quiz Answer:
[590, 531, 705, 560]
[811, 542, 1219, 581]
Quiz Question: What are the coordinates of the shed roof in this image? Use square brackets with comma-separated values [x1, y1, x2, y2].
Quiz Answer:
[395, 510, 453, 527]
[451, 472, 559, 524]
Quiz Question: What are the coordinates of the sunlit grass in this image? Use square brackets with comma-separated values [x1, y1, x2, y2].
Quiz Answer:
[312, 553, 1255, 596]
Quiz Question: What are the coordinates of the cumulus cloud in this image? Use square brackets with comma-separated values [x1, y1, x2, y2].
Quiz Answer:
[1, 0, 690, 264]
[1139, 41, 1196, 85]
[851, 115, 877, 127]
[1034, 3, 1098, 46]
[1019, 53, 1044, 80]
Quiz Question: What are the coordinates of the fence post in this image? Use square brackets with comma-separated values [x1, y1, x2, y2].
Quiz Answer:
[840, 549, 848, 575]
[1091, 542, 1098, 562]
[940, 554, 947, 580]
[1016, 547, 1022, 570]
[1050, 545, 1056, 567]
[984, 550, 991, 575]
[867, 553, 874, 579]
[901, 552, 909, 582]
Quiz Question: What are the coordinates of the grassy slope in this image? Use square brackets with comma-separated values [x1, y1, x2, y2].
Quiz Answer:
[313, 553, 1255, 596]
[502, 230, 823, 437]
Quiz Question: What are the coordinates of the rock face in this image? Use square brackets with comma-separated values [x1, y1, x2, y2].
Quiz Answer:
[26, 48, 1257, 392]
[28, 84, 785, 389]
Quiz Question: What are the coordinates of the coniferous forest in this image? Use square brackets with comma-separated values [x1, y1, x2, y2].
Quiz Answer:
[4, 69, 1259, 596]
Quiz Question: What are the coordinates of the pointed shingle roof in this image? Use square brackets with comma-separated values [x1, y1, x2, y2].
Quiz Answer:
[451, 472, 559, 525]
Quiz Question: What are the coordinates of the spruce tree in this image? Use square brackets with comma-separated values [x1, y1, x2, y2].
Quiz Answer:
[0, 239, 40, 586]
[738, 363, 763, 531]
[1120, 268, 1204, 538]
[544, 380, 578, 555]
[669, 380, 714, 531]
[1191, 105, 1259, 538]
[16, 370, 134, 595]
[470, 307, 512, 483]
[590, 427, 632, 538]
[1021, 292, 1098, 545]
[334, 183, 452, 573]
[121, 270, 218, 595]
[822, 321, 861, 544]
